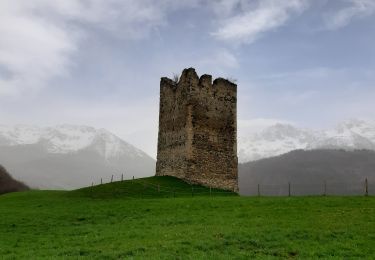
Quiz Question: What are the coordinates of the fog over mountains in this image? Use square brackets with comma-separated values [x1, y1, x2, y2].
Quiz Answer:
[0, 125, 155, 189]
[1, 119, 375, 190]
[238, 119, 375, 163]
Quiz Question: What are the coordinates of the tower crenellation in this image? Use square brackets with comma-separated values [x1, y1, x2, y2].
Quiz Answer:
[156, 68, 238, 191]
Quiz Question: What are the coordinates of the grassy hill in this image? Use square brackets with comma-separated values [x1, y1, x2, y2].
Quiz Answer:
[0, 176, 374, 259]
[70, 176, 237, 199]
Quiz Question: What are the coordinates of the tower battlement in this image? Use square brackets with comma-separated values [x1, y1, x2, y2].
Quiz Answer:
[156, 68, 238, 191]
[160, 68, 237, 91]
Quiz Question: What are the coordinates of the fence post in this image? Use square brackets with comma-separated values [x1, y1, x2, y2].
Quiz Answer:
[323, 181, 327, 196]
[257, 184, 260, 197]
[121, 174, 123, 182]
[365, 178, 369, 196]
[288, 182, 291, 197]
[111, 175, 113, 183]
[101, 178, 102, 185]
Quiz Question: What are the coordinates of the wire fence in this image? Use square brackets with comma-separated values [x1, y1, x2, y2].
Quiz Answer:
[89, 174, 236, 198]
[241, 179, 374, 196]
[90, 174, 374, 197]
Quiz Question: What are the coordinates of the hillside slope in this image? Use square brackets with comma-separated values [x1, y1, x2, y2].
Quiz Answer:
[0, 164, 28, 195]
[239, 149, 375, 195]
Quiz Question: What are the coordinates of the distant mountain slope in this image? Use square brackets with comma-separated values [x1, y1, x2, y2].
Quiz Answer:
[0, 164, 29, 195]
[0, 125, 156, 189]
[239, 149, 375, 195]
[238, 119, 375, 163]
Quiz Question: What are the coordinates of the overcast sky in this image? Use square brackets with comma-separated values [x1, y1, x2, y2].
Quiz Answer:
[0, 0, 374, 157]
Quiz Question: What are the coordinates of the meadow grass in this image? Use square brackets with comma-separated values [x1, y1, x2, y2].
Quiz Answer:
[0, 176, 374, 259]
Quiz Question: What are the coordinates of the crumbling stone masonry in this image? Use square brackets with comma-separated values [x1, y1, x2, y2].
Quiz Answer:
[156, 68, 238, 191]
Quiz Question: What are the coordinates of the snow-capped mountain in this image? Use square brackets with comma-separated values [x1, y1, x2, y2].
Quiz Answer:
[0, 124, 147, 159]
[238, 119, 375, 163]
[0, 125, 155, 189]
[308, 120, 375, 151]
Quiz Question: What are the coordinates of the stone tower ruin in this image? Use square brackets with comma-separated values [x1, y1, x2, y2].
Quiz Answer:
[156, 68, 238, 191]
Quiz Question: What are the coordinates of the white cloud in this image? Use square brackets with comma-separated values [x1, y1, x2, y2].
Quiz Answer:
[0, 1, 78, 96]
[211, 0, 308, 44]
[0, 0, 200, 97]
[325, 0, 375, 30]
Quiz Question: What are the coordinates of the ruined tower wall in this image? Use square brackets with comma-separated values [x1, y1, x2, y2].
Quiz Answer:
[187, 76, 238, 190]
[156, 77, 189, 179]
[156, 68, 238, 191]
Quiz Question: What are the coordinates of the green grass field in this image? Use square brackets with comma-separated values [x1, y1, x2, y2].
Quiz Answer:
[1, 176, 374, 259]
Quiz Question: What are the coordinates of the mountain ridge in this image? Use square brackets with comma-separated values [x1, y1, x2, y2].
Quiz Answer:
[0, 124, 150, 159]
[0, 124, 156, 189]
[238, 119, 375, 163]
